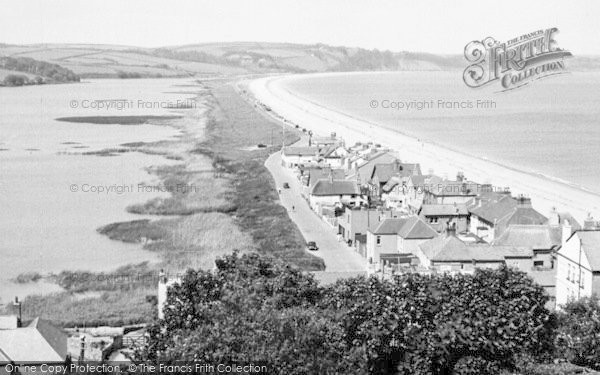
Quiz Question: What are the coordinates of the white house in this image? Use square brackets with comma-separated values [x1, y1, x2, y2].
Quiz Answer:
[308, 178, 363, 212]
[281, 147, 319, 168]
[319, 144, 349, 169]
[555, 230, 600, 308]
[366, 216, 437, 268]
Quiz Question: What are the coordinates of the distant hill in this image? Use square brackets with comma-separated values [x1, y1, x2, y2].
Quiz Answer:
[0, 55, 80, 86]
[0, 42, 597, 79]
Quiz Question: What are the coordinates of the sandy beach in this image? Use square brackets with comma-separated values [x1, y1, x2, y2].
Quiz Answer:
[248, 73, 600, 224]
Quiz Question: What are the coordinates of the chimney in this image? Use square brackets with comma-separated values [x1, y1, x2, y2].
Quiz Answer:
[158, 270, 168, 320]
[583, 213, 597, 230]
[446, 221, 456, 237]
[328, 169, 334, 184]
[516, 195, 532, 208]
[13, 296, 22, 327]
[548, 207, 560, 226]
[562, 219, 572, 246]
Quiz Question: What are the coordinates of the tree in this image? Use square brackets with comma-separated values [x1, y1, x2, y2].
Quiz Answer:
[555, 296, 600, 370]
[136, 253, 554, 375]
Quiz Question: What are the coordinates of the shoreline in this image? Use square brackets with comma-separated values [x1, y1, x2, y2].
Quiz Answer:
[6, 77, 325, 326]
[249, 73, 600, 223]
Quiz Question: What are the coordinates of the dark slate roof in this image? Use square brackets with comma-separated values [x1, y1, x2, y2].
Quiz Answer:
[397, 216, 438, 239]
[371, 163, 397, 183]
[355, 152, 399, 181]
[420, 204, 469, 216]
[310, 179, 360, 196]
[499, 207, 548, 228]
[373, 162, 422, 185]
[470, 195, 548, 227]
[578, 231, 600, 271]
[492, 225, 562, 250]
[283, 146, 319, 156]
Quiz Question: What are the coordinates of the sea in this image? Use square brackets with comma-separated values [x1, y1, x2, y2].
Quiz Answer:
[0, 78, 197, 303]
[282, 71, 600, 195]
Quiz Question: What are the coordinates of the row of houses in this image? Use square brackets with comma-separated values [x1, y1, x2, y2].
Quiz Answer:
[281, 137, 600, 309]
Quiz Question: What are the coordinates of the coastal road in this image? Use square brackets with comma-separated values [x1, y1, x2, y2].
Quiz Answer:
[265, 150, 367, 275]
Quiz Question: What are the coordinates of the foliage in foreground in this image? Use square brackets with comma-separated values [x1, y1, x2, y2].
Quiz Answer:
[135, 252, 555, 375]
[555, 296, 600, 370]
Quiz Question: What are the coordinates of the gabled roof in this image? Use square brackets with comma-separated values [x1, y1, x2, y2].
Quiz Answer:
[498, 207, 548, 228]
[420, 204, 468, 216]
[397, 216, 438, 239]
[471, 195, 548, 228]
[371, 163, 397, 183]
[0, 319, 67, 362]
[352, 152, 399, 181]
[282, 146, 319, 157]
[310, 179, 360, 196]
[419, 235, 477, 262]
[371, 162, 422, 185]
[578, 231, 600, 271]
[493, 225, 562, 250]
[308, 168, 345, 187]
[419, 235, 528, 262]
[320, 144, 346, 158]
[373, 218, 409, 235]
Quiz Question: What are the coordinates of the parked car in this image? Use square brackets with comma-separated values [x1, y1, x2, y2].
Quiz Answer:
[283, 182, 290, 189]
[307, 241, 318, 251]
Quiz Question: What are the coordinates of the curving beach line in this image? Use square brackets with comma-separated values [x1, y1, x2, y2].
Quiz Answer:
[249, 73, 600, 224]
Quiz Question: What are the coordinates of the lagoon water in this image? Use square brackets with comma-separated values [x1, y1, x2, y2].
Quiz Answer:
[283, 72, 600, 195]
[0, 79, 197, 303]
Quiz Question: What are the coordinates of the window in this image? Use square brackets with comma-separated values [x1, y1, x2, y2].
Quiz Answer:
[533, 260, 544, 267]
[376, 236, 381, 245]
[580, 272, 585, 289]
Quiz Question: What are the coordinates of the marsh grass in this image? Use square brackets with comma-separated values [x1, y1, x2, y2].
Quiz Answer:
[196, 82, 325, 271]
[19, 289, 156, 327]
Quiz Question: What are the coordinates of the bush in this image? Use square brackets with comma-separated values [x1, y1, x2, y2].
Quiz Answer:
[555, 296, 600, 370]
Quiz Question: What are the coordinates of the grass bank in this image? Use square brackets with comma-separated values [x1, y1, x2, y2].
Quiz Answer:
[194, 81, 325, 270]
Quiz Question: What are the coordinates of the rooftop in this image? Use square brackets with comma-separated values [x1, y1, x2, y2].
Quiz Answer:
[577, 231, 600, 271]
[419, 234, 529, 263]
[310, 179, 360, 196]
[0, 318, 67, 363]
[372, 216, 438, 239]
[420, 203, 469, 216]
[493, 225, 562, 250]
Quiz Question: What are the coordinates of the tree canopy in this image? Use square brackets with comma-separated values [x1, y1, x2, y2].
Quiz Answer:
[136, 252, 555, 375]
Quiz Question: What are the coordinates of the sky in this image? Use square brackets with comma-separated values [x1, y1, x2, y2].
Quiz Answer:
[1, 0, 599, 54]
